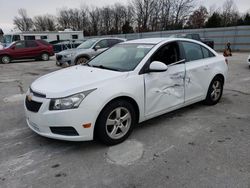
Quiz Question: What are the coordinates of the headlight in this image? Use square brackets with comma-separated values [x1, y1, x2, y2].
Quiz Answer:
[49, 89, 96, 110]
[64, 53, 76, 58]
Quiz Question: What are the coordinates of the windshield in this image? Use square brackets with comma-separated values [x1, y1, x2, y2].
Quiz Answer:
[87, 44, 154, 72]
[3, 35, 12, 43]
[77, 39, 98, 49]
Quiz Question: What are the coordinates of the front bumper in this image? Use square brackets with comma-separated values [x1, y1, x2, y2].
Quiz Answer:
[24, 94, 95, 141]
[56, 54, 73, 66]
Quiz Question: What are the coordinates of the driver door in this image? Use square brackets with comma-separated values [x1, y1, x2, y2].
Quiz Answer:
[144, 42, 185, 117]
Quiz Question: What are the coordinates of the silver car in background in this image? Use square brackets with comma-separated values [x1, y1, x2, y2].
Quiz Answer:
[56, 38, 126, 66]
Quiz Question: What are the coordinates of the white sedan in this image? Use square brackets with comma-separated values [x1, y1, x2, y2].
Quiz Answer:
[25, 38, 228, 145]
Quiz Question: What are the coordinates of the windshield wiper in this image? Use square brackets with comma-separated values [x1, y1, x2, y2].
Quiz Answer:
[91, 65, 119, 71]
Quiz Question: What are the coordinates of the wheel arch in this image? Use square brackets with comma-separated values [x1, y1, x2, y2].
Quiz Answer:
[212, 73, 225, 85]
[74, 54, 90, 64]
[93, 95, 140, 137]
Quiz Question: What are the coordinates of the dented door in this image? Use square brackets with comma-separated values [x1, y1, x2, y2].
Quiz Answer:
[144, 64, 185, 116]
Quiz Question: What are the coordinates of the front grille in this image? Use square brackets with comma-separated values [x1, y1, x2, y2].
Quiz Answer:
[56, 54, 62, 61]
[25, 97, 42, 112]
[50, 127, 79, 136]
[30, 88, 46, 98]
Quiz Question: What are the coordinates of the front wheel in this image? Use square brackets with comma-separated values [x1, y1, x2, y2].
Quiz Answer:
[204, 77, 224, 105]
[95, 100, 136, 145]
[75, 57, 88, 65]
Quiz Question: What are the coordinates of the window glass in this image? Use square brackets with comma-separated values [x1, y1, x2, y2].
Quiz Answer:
[77, 39, 98, 49]
[3, 35, 12, 43]
[96, 39, 108, 49]
[108, 39, 123, 47]
[202, 46, 215, 58]
[26, 41, 38, 48]
[38, 40, 50, 46]
[151, 42, 181, 65]
[182, 42, 203, 62]
[13, 35, 21, 41]
[24, 36, 35, 40]
[72, 35, 78, 39]
[88, 44, 153, 71]
[40, 36, 47, 40]
[15, 41, 26, 49]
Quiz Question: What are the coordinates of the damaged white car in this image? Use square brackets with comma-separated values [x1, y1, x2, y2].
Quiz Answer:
[25, 38, 228, 145]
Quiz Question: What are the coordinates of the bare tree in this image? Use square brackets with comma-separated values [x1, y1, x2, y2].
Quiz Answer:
[13, 8, 33, 31]
[33, 15, 56, 31]
[187, 6, 208, 28]
[172, 0, 196, 28]
[221, 0, 239, 26]
[132, 0, 156, 32]
[57, 8, 71, 29]
[89, 8, 101, 35]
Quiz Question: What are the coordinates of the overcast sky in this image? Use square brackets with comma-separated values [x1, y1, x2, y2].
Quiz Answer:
[0, 0, 249, 33]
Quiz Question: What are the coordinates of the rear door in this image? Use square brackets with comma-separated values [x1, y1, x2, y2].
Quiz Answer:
[180, 41, 214, 103]
[25, 40, 41, 58]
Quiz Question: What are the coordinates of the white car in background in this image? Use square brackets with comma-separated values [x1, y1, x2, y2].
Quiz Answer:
[24, 38, 228, 145]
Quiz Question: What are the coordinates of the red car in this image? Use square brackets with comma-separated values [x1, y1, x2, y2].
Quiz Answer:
[0, 40, 54, 64]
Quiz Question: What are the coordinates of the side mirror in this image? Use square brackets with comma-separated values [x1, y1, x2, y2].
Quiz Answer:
[149, 61, 168, 72]
[11, 45, 15, 50]
[94, 45, 101, 51]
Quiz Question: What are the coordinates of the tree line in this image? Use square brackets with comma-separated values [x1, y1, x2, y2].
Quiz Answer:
[13, 0, 250, 36]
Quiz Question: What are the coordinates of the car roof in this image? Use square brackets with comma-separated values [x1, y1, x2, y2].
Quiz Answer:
[123, 38, 173, 45]
[87, 37, 126, 41]
[123, 37, 206, 45]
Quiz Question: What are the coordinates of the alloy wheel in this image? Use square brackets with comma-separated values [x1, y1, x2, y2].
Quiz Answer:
[211, 80, 222, 101]
[105, 107, 132, 140]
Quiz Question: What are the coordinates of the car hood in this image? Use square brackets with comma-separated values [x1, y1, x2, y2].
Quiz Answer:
[31, 66, 127, 98]
[58, 48, 91, 55]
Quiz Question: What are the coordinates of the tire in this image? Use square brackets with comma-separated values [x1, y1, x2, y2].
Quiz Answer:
[1, 55, 11, 64]
[204, 76, 224, 105]
[95, 100, 136, 145]
[41, 53, 49, 61]
[75, 57, 88, 65]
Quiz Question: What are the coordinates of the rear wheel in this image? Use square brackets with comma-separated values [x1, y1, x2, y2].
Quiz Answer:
[95, 100, 136, 145]
[204, 77, 224, 105]
[1, 55, 11, 64]
[75, 57, 88, 65]
[41, 53, 49, 61]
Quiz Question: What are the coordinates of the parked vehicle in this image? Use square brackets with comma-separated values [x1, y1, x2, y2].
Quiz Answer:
[170, 33, 214, 49]
[0, 40, 54, 64]
[51, 40, 86, 53]
[1, 30, 84, 47]
[56, 38, 126, 66]
[25, 38, 228, 145]
[248, 55, 250, 68]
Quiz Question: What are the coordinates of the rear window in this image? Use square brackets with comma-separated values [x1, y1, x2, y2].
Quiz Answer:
[202, 46, 215, 58]
[38, 40, 51, 46]
[26, 41, 38, 48]
[181, 41, 203, 62]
